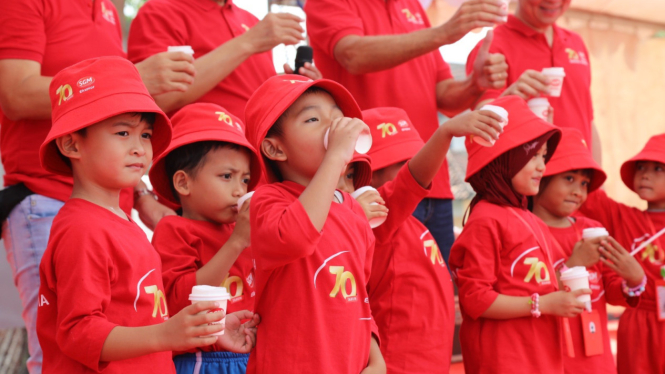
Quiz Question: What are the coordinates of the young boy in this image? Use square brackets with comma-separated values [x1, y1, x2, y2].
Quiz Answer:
[578, 133, 665, 374]
[149, 102, 262, 373]
[360, 107, 501, 373]
[244, 75, 384, 373]
[36, 57, 255, 373]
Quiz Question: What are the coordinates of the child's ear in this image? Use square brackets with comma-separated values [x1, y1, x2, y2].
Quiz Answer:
[55, 134, 81, 161]
[173, 170, 192, 198]
[261, 138, 287, 162]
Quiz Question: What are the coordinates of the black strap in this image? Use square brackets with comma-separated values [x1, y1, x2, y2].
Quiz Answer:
[0, 183, 34, 237]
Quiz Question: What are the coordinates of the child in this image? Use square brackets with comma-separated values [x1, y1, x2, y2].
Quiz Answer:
[361, 107, 502, 373]
[578, 133, 665, 374]
[448, 96, 590, 374]
[36, 57, 255, 373]
[244, 75, 384, 373]
[335, 153, 373, 194]
[531, 127, 644, 374]
[149, 102, 263, 373]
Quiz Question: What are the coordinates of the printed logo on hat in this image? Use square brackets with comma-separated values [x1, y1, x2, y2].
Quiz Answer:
[283, 79, 312, 84]
[401, 8, 424, 25]
[56, 84, 73, 105]
[241, 24, 250, 32]
[377, 122, 398, 138]
[522, 141, 539, 155]
[397, 120, 411, 131]
[77, 76, 95, 88]
[216, 111, 243, 132]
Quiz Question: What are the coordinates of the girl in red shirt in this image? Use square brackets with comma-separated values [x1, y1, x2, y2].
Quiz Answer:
[449, 96, 590, 374]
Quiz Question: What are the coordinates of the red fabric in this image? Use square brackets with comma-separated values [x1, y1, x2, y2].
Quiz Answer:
[449, 201, 563, 374]
[466, 15, 594, 146]
[152, 215, 256, 353]
[547, 216, 620, 374]
[620, 133, 665, 191]
[245, 74, 362, 183]
[350, 153, 373, 189]
[370, 165, 455, 373]
[150, 103, 261, 206]
[305, 0, 454, 199]
[246, 181, 375, 373]
[0, 0, 124, 201]
[544, 128, 606, 192]
[37, 199, 174, 373]
[579, 190, 665, 374]
[127, 0, 275, 121]
[363, 107, 424, 171]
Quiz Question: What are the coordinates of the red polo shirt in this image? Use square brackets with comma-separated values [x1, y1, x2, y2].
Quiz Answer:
[0, 0, 125, 204]
[466, 15, 594, 146]
[127, 0, 276, 121]
[305, 0, 454, 199]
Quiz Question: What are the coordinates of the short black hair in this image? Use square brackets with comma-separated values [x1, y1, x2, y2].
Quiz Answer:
[164, 141, 241, 203]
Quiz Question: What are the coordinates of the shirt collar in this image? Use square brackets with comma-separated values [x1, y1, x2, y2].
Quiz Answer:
[504, 14, 568, 42]
[185, 0, 234, 12]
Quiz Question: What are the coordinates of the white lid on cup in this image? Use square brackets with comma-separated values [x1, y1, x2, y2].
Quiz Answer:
[168, 45, 195, 55]
[324, 128, 373, 155]
[479, 105, 509, 124]
[527, 98, 550, 107]
[350, 186, 386, 228]
[560, 266, 590, 281]
[350, 186, 376, 199]
[582, 227, 609, 240]
[541, 67, 566, 77]
[189, 285, 230, 301]
[237, 191, 255, 210]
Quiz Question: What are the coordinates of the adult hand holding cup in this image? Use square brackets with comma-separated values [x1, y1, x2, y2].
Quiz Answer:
[541, 67, 566, 97]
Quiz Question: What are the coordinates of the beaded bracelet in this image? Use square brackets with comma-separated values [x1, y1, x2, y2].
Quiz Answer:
[622, 275, 647, 297]
[528, 293, 541, 318]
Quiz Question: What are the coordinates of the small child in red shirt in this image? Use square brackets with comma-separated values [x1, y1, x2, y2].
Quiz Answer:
[448, 96, 591, 374]
[36, 57, 255, 373]
[149, 103, 263, 374]
[531, 128, 644, 374]
[244, 75, 384, 374]
[578, 133, 665, 374]
[359, 107, 501, 373]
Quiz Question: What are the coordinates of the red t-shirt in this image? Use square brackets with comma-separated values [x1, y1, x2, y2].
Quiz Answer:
[152, 215, 256, 353]
[466, 15, 594, 146]
[0, 0, 125, 202]
[127, 0, 276, 121]
[247, 181, 375, 373]
[369, 165, 455, 373]
[548, 216, 621, 374]
[449, 201, 563, 374]
[305, 0, 454, 200]
[37, 199, 174, 373]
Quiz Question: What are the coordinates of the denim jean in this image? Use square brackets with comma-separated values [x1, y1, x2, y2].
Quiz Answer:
[3, 195, 65, 374]
[412, 198, 455, 266]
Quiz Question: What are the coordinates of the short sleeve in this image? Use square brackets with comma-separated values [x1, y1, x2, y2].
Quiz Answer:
[127, 2, 188, 63]
[0, 0, 46, 62]
[434, 50, 453, 83]
[305, 0, 365, 58]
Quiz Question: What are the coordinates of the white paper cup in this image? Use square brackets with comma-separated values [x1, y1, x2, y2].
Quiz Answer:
[582, 227, 609, 240]
[324, 128, 373, 154]
[542, 67, 566, 97]
[237, 191, 255, 211]
[527, 98, 550, 121]
[560, 266, 591, 311]
[350, 186, 386, 228]
[473, 105, 508, 147]
[189, 285, 230, 336]
[168, 45, 195, 55]
[499, 0, 509, 22]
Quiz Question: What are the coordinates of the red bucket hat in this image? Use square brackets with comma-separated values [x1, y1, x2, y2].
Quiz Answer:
[40, 56, 171, 176]
[465, 96, 561, 181]
[350, 153, 372, 189]
[363, 107, 424, 171]
[620, 133, 665, 192]
[149, 103, 262, 207]
[244, 74, 362, 183]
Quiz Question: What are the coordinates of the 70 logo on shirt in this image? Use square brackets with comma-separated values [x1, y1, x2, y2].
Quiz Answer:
[523, 257, 551, 285]
[328, 266, 357, 301]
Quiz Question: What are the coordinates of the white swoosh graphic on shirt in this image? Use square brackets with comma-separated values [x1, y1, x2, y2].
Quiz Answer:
[313, 251, 349, 288]
[134, 269, 155, 312]
[510, 246, 539, 277]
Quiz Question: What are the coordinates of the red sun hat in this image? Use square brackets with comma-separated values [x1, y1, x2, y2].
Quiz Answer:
[350, 153, 373, 189]
[149, 103, 262, 207]
[244, 74, 362, 183]
[544, 127, 606, 192]
[465, 96, 561, 181]
[620, 133, 665, 192]
[363, 107, 424, 171]
[40, 56, 171, 176]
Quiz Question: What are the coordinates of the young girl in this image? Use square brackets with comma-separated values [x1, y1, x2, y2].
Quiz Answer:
[449, 96, 590, 374]
[578, 133, 665, 374]
[531, 128, 644, 374]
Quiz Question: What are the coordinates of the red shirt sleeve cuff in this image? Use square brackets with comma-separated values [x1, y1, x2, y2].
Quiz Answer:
[0, 48, 43, 64]
[326, 27, 364, 59]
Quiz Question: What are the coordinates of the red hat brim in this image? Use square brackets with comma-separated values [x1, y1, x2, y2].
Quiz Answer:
[621, 149, 665, 192]
[351, 153, 373, 189]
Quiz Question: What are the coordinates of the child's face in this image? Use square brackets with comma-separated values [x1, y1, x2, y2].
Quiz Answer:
[336, 163, 356, 194]
[180, 147, 251, 225]
[633, 161, 665, 202]
[511, 143, 547, 196]
[536, 170, 590, 218]
[72, 113, 153, 190]
[371, 161, 406, 189]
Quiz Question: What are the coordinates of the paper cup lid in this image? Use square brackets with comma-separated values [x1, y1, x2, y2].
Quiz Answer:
[350, 186, 377, 199]
[168, 45, 194, 55]
[480, 105, 509, 122]
[582, 227, 609, 239]
[527, 98, 550, 106]
[560, 266, 589, 280]
[541, 67, 565, 76]
[189, 285, 230, 301]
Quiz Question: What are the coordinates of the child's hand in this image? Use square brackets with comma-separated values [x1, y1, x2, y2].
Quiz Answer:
[566, 237, 602, 268]
[360, 335, 386, 374]
[215, 310, 261, 353]
[540, 289, 590, 318]
[355, 190, 388, 223]
[442, 110, 503, 144]
[326, 117, 369, 164]
[159, 301, 226, 351]
[599, 237, 646, 287]
[229, 200, 251, 248]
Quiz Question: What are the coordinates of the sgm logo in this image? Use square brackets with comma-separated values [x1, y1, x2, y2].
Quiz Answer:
[77, 77, 95, 88]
